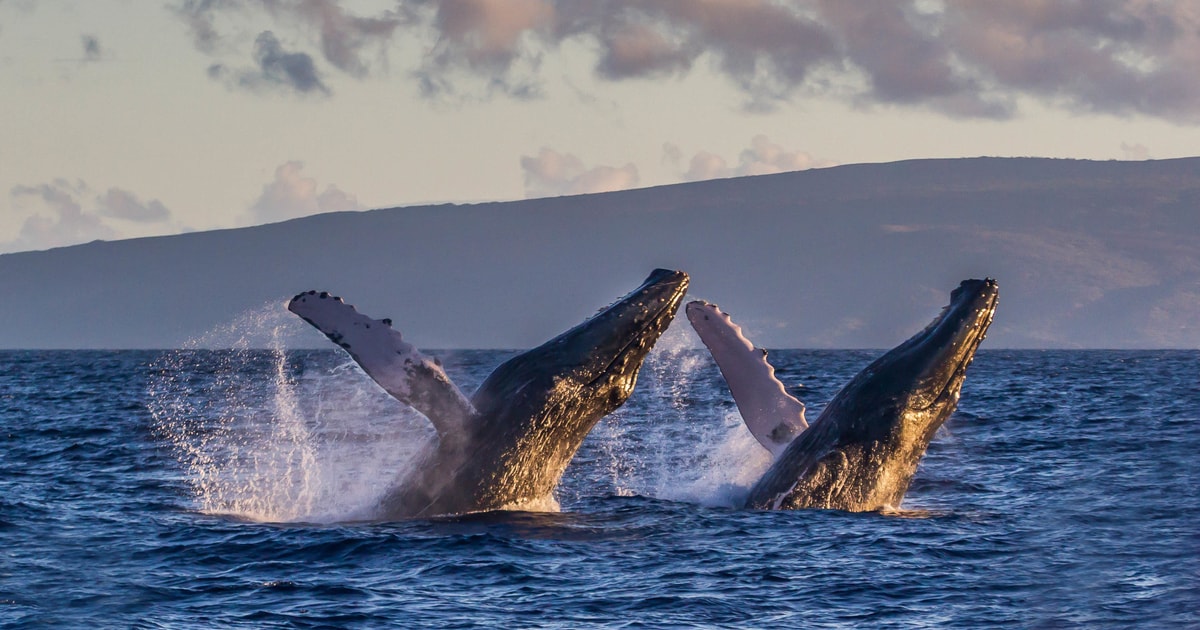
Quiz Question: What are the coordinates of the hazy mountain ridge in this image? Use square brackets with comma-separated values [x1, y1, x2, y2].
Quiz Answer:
[2, 157, 1198, 349]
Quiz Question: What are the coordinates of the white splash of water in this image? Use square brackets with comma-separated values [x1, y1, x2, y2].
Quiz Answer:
[592, 315, 775, 508]
[590, 409, 637, 498]
[663, 411, 774, 507]
[147, 301, 432, 523]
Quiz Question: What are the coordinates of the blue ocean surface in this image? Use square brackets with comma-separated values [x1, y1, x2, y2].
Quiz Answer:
[1, 332, 1198, 626]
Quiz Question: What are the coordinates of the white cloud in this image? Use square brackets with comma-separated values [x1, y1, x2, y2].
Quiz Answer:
[4, 180, 177, 253]
[520, 148, 640, 198]
[685, 151, 731, 182]
[683, 135, 835, 181]
[246, 161, 364, 224]
[518, 136, 829, 195]
[738, 134, 830, 175]
[422, 0, 554, 72]
[7, 180, 113, 252]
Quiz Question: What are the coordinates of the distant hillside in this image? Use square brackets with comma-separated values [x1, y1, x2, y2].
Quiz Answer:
[2, 157, 1198, 349]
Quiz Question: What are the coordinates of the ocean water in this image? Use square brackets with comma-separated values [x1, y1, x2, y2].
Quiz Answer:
[1, 326, 1198, 626]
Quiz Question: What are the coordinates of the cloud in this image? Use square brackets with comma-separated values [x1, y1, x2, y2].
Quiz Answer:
[81, 34, 102, 62]
[939, 1, 1200, 121]
[97, 188, 172, 222]
[8, 180, 114, 251]
[209, 31, 331, 96]
[4, 180, 178, 253]
[683, 135, 835, 181]
[286, 0, 405, 78]
[737, 134, 834, 175]
[816, 1, 1011, 118]
[1121, 142, 1151, 160]
[175, 0, 227, 54]
[246, 161, 364, 224]
[407, 0, 839, 105]
[174, 1, 1200, 121]
[177, 0, 403, 75]
[411, 0, 554, 99]
[684, 151, 729, 182]
[421, 0, 554, 73]
[171, 1, 838, 104]
[250, 31, 328, 93]
[661, 142, 683, 167]
[520, 148, 639, 198]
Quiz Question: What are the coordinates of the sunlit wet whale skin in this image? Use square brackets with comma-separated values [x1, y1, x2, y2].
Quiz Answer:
[288, 269, 689, 519]
[741, 279, 998, 512]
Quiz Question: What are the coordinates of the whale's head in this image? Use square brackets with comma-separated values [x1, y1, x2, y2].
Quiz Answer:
[464, 268, 689, 497]
[752, 278, 997, 512]
[832, 278, 997, 447]
[473, 268, 689, 420]
[549, 267, 689, 402]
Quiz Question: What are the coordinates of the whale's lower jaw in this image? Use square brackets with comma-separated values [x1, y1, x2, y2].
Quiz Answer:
[753, 440, 925, 512]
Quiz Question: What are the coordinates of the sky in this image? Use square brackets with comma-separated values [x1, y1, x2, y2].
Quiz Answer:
[3, 0, 1200, 254]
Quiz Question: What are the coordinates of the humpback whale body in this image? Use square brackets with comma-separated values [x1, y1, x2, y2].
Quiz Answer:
[289, 268, 689, 519]
[689, 279, 998, 512]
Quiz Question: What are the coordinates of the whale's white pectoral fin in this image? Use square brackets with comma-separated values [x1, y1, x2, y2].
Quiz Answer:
[287, 291, 477, 436]
[686, 301, 807, 458]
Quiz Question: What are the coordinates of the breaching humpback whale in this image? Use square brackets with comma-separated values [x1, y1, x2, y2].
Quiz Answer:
[289, 269, 689, 519]
[688, 279, 998, 512]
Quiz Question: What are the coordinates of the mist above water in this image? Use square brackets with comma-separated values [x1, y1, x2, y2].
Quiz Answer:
[147, 303, 433, 523]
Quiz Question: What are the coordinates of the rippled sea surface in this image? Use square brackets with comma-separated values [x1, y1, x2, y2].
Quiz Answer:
[2, 344, 1198, 628]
